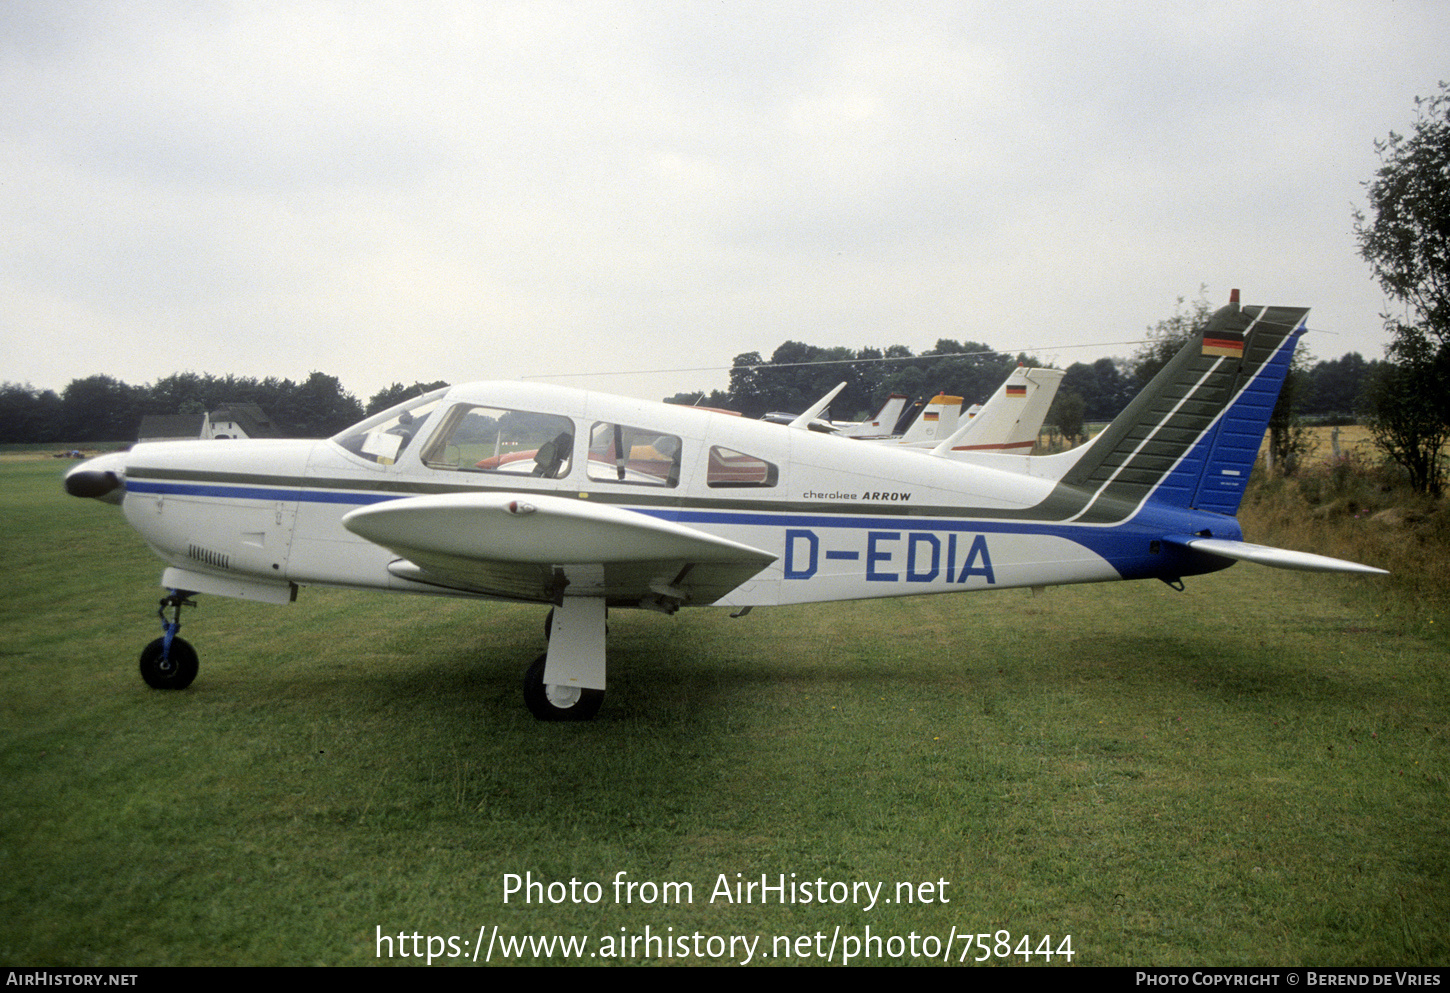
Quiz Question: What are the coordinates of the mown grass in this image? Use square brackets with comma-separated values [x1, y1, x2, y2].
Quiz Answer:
[1, 454, 1446, 966]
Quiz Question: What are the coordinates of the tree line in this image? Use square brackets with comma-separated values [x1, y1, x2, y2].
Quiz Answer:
[0, 326, 1386, 449]
[666, 320, 1382, 433]
[666, 340, 1041, 422]
[0, 372, 441, 445]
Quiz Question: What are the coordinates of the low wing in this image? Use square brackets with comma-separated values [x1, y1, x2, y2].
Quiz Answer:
[1164, 536, 1388, 575]
[341, 492, 777, 606]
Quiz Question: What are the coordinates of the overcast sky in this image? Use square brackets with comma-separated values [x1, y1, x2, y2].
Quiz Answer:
[3, 1, 1446, 406]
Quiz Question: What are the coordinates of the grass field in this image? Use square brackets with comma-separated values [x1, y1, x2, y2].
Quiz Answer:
[2, 453, 1446, 966]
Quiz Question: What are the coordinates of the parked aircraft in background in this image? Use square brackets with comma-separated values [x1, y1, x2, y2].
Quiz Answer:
[831, 393, 909, 439]
[761, 391, 910, 437]
[884, 392, 963, 446]
[65, 292, 1384, 720]
[779, 363, 1064, 454]
[931, 365, 1065, 455]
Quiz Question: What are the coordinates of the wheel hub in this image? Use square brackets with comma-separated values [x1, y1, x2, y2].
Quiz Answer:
[545, 683, 582, 709]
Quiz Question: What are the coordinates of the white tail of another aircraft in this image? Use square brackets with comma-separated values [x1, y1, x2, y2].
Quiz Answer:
[892, 393, 962, 445]
[933, 365, 1065, 456]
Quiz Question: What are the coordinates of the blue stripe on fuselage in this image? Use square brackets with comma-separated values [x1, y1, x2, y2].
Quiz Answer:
[127, 478, 1241, 581]
[638, 505, 1241, 582]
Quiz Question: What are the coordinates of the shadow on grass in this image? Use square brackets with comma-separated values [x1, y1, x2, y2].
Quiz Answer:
[1059, 629, 1407, 709]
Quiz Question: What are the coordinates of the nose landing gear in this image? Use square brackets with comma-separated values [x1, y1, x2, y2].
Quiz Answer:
[139, 591, 199, 690]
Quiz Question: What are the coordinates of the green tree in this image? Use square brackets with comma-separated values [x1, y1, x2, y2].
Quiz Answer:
[664, 389, 733, 410]
[1265, 349, 1317, 477]
[1131, 288, 1213, 386]
[289, 372, 365, 436]
[1362, 325, 1450, 495]
[725, 351, 770, 418]
[1300, 352, 1379, 419]
[366, 381, 450, 416]
[0, 382, 63, 444]
[1046, 389, 1086, 448]
[1060, 357, 1134, 420]
[1354, 83, 1450, 344]
[60, 375, 142, 442]
[1354, 83, 1450, 493]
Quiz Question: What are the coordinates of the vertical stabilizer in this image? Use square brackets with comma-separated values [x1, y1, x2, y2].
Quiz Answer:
[935, 365, 1065, 454]
[895, 394, 962, 445]
[836, 393, 908, 438]
[1053, 300, 1308, 523]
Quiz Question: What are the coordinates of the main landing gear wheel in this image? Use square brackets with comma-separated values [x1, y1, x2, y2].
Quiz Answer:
[139, 637, 199, 690]
[523, 653, 603, 721]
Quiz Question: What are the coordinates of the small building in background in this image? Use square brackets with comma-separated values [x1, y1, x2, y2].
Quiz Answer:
[205, 403, 279, 439]
[138, 403, 281, 442]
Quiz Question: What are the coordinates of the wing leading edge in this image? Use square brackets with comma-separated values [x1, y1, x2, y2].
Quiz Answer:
[341, 492, 777, 606]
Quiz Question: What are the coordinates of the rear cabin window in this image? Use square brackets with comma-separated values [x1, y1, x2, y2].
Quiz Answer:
[586, 422, 682, 487]
[421, 404, 574, 479]
[706, 446, 778, 488]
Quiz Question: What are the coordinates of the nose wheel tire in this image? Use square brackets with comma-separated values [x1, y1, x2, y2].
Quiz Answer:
[523, 654, 603, 721]
[139, 637, 199, 690]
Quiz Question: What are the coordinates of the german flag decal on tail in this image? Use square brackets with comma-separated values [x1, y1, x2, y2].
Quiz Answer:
[1202, 330, 1245, 358]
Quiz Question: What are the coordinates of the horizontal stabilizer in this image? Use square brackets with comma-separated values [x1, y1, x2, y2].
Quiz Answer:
[1165, 537, 1387, 575]
[789, 382, 846, 431]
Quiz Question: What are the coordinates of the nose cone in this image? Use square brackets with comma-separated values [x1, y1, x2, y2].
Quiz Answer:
[63, 452, 128, 505]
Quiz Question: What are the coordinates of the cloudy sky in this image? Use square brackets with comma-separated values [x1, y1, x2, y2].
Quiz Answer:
[3, 1, 1446, 406]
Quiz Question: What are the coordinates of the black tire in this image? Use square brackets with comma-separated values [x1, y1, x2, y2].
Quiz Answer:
[139, 637, 199, 690]
[523, 653, 603, 721]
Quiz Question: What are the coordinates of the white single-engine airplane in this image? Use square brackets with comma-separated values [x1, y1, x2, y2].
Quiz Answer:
[65, 293, 1385, 720]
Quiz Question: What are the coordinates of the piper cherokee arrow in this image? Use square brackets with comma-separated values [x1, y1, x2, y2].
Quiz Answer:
[64, 292, 1385, 719]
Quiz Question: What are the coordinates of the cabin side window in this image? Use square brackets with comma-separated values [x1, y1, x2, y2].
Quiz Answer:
[706, 446, 778, 488]
[420, 404, 574, 479]
[585, 422, 682, 487]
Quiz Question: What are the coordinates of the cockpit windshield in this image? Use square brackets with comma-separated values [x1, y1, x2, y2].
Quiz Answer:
[332, 388, 449, 466]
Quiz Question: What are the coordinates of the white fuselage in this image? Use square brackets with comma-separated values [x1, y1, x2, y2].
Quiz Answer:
[109, 381, 1144, 610]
